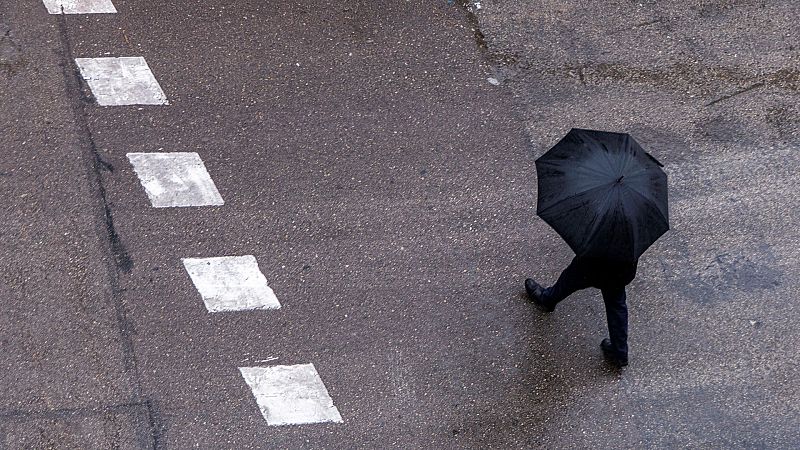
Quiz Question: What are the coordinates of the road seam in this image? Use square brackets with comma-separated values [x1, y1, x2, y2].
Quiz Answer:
[61, 1, 344, 433]
[54, 9, 161, 448]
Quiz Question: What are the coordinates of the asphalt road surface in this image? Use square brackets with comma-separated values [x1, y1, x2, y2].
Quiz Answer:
[1, 0, 798, 448]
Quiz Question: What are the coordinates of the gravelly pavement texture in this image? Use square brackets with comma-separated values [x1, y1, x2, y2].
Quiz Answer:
[0, 8, 150, 450]
[1, 0, 798, 448]
[475, 0, 799, 446]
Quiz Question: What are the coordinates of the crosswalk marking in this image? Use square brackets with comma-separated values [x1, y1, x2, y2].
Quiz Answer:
[62, 8, 346, 430]
[182, 256, 281, 313]
[127, 152, 224, 208]
[75, 57, 168, 106]
[42, 0, 117, 14]
[239, 364, 343, 426]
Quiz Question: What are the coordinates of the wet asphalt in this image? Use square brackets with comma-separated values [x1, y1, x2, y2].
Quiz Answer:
[1, 0, 798, 448]
[477, 0, 799, 447]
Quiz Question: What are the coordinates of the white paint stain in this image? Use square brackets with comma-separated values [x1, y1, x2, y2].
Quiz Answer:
[75, 57, 168, 106]
[127, 152, 224, 208]
[240, 364, 343, 426]
[42, 0, 116, 14]
[182, 256, 280, 312]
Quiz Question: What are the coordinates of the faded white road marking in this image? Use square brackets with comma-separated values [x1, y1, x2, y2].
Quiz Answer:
[127, 152, 224, 208]
[182, 256, 280, 312]
[75, 57, 168, 106]
[42, 0, 117, 14]
[240, 364, 343, 426]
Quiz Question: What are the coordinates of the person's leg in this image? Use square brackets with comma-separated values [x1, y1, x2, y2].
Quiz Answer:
[600, 286, 629, 362]
[539, 259, 592, 307]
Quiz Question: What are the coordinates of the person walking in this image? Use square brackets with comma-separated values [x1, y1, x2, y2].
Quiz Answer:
[525, 257, 637, 367]
[529, 128, 669, 368]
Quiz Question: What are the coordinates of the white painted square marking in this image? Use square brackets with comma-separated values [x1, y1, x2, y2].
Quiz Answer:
[75, 57, 168, 106]
[42, 0, 117, 14]
[127, 152, 224, 208]
[182, 256, 280, 312]
[240, 364, 343, 426]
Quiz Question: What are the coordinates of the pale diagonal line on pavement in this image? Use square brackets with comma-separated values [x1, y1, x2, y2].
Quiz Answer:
[239, 364, 343, 426]
[182, 255, 282, 313]
[127, 152, 224, 208]
[42, 0, 117, 15]
[75, 57, 167, 106]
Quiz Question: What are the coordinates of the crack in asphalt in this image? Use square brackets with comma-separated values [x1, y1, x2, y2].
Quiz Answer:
[705, 81, 767, 106]
[54, 12, 163, 450]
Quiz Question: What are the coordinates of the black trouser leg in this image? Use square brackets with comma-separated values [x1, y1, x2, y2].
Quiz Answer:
[601, 286, 628, 358]
[542, 259, 592, 307]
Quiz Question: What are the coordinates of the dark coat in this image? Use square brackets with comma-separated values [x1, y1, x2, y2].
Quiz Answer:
[570, 256, 638, 289]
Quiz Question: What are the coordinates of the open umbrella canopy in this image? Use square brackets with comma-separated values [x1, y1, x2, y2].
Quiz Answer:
[535, 129, 669, 262]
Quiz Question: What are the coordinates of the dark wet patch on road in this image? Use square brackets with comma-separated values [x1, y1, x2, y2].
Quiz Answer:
[453, 0, 527, 84]
[627, 123, 690, 162]
[455, 0, 487, 50]
[0, 24, 27, 79]
[694, 115, 756, 145]
[658, 234, 783, 304]
[765, 103, 800, 141]
[702, 248, 783, 292]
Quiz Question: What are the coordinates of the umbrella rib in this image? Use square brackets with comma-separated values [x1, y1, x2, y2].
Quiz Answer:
[622, 184, 669, 224]
[620, 165, 651, 179]
[580, 141, 615, 176]
[600, 143, 618, 175]
[578, 186, 617, 254]
[538, 160, 606, 179]
[537, 181, 616, 216]
[574, 163, 613, 179]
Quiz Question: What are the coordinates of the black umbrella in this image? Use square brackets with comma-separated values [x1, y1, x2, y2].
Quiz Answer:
[535, 128, 669, 262]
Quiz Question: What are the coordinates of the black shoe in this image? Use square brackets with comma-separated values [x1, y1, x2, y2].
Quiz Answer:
[601, 338, 628, 367]
[525, 278, 554, 312]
